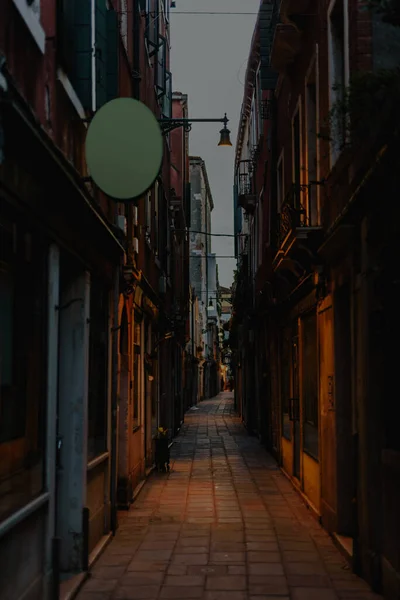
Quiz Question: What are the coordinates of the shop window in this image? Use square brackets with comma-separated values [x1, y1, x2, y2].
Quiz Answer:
[0, 210, 47, 521]
[87, 279, 109, 460]
[302, 310, 319, 458]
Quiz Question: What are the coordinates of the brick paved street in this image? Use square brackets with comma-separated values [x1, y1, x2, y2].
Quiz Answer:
[77, 394, 381, 600]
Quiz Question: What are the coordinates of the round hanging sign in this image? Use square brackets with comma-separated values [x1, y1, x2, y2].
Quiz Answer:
[85, 98, 163, 201]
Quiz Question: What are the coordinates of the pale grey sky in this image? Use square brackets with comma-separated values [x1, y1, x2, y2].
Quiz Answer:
[170, 0, 259, 287]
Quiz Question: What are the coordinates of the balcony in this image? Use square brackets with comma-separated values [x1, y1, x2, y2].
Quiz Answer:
[273, 183, 323, 273]
[235, 160, 256, 214]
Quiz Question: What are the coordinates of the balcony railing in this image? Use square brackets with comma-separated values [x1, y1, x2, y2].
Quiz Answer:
[235, 160, 256, 214]
[277, 183, 321, 247]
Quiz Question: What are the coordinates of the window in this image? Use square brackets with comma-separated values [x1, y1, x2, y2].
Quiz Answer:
[133, 316, 142, 428]
[146, 0, 160, 59]
[120, 0, 128, 52]
[0, 208, 47, 521]
[156, 35, 167, 100]
[88, 279, 109, 460]
[145, 190, 152, 246]
[258, 191, 263, 268]
[302, 311, 319, 458]
[154, 180, 159, 255]
[57, 1, 119, 110]
[306, 70, 319, 226]
[328, 0, 347, 162]
[292, 109, 301, 208]
[277, 152, 284, 212]
[256, 67, 263, 138]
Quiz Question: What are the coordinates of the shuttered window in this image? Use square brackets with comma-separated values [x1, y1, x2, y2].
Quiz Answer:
[57, 0, 119, 110]
[156, 36, 167, 98]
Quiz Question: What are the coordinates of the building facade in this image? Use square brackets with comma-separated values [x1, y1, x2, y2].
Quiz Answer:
[232, 1, 400, 598]
[0, 1, 188, 598]
[189, 156, 221, 401]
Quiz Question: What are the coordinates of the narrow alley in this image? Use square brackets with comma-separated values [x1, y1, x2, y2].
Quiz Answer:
[77, 394, 380, 600]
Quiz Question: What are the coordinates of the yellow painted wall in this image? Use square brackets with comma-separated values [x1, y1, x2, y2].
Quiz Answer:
[281, 436, 293, 476]
[303, 452, 321, 513]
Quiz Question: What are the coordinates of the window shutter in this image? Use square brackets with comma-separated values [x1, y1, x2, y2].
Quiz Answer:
[106, 8, 119, 102]
[57, 0, 75, 75]
[259, 2, 278, 91]
[146, 0, 160, 57]
[95, 0, 107, 109]
[162, 70, 172, 117]
[72, 0, 92, 109]
[156, 35, 166, 98]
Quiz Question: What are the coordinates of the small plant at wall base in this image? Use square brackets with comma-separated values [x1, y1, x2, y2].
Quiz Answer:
[154, 427, 170, 473]
[319, 69, 400, 150]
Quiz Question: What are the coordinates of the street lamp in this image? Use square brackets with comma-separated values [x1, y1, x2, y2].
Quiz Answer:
[158, 113, 232, 147]
[207, 297, 219, 311]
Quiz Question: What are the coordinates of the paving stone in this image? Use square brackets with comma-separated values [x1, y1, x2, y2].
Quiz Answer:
[187, 565, 228, 576]
[91, 566, 127, 579]
[118, 572, 165, 586]
[291, 588, 339, 600]
[134, 549, 172, 561]
[126, 561, 167, 572]
[159, 586, 203, 598]
[248, 563, 285, 576]
[248, 551, 282, 563]
[288, 574, 332, 587]
[77, 594, 112, 600]
[285, 561, 327, 575]
[210, 551, 245, 563]
[172, 553, 209, 565]
[206, 575, 246, 590]
[113, 585, 160, 599]
[83, 579, 118, 592]
[164, 574, 205, 586]
[246, 542, 279, 551]
[227, 565, 247, 575]
[248, 575, 289, 595]
[203, 593, 247, 600]
[249, 597, 289, 600]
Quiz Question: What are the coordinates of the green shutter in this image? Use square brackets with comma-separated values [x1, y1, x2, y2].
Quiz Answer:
[95, 0, 107, 109]
[72, 0, 92, 109]
[57, 0, 75, 75]
[106, 9, 119, 102]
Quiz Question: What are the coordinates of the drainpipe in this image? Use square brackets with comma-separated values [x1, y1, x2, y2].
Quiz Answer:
[110, 262, 120, 535]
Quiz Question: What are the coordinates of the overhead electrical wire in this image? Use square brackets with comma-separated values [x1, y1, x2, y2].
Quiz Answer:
[117, 10, 260, 15]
